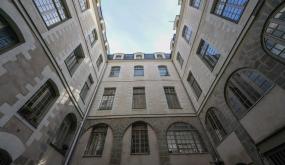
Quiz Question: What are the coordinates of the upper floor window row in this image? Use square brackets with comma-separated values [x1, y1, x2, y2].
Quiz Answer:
[213, 0, 248, 23]
[108, 53, 171, 60]
[109, 65, 170, 77]
[263, 4, 285, 63]
[98, 86, 182, 110]
[182, 25, 192, 44]
[189, 0, 201, 9]
[0, 12, 21, 54]
[34, 0, 69, 28]
[197, 39, 221, 71]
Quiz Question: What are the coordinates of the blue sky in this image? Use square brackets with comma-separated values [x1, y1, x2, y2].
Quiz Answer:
[101, 0, 180, 54]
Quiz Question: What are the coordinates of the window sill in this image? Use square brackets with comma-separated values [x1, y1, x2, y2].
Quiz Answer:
[49, 143, 66, 156]
[168, 152, 208, 155]
[82, 155, 102, 158]
[130, 153, 150, 155]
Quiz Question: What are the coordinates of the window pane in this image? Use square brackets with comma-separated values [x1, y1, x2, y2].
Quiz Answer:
[176, 52, 184, 67]
[110, 66, 120, 77]
[158, 66, 169, 76]
[18, 81, 57, 127]
[213, 0, 248, 22]
[190, 0, 201, 9]
[187, 72, 202, 98]
[85, 125, 108, 156]
[99, 88, 116, 110]
[34, 0, 68, 27]
[0, 15, 19, 51]
[97, 55, 103, 69]
[79, 0, 88, 11]
[167, 123, 206, 154]
[133, 87, 146, 109]
[197, 39, 220, 70]
[226, 69, 273, 119]
[131, 123, 149, 154]
[134, 66, 144, 76]
[164, 87, 181, 109]
[264, 5, 285, 61]
[65, 45, 84, 76]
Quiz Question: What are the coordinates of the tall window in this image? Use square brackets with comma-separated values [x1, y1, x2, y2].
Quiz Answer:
[167, 123, 206, 154]
[205, 108, 227, 144]
[0, 14, 19, 53]
[226, 69, 273, 119]
[158, 65, 169, 76]
[110, 66, 120, 77]
[264, 143, 285, 165]
[65, 45, 85, 76]
[197, 39, 220, 70]
[84, 124, 108, 156]
[79, 75, 94, 102]
[89, 29, 98, 46]
[99, 88, 116, 110]
[52, 113, 77, 154]
[132, 87, 146, 109]
[34, 0, 69, 28]
[187, 71, 202, 98]
[164, 87, 181, 109]
[134, 65, 144, 76]
[18, 80, 58, 127]
[176, 52, 184, 68]
[79, 0, 89, 11]
[263, 4, 285, 63]
[212, 0, 248, 22]
[131, 122, 149, 154]
[182, 25, 192, 43]
[189, 0, 201, 9]
[96, 54, 103, 69]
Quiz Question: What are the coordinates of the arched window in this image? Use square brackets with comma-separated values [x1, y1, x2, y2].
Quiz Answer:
[52, 113, 77, 154]
[134, 65, 144, 76]
[205, 108, 227, 144]
[167, 122, 206, 154]
[0, 148, 12, 165]
[263, 4, 285, 63]
[0, 12, 20, 54]
[158, 65, 169, 76]
[18, 80, 59, 127]
[84, 124, 108, 156]
[225, 69, 274, 119]
[131, 122, 149, 154]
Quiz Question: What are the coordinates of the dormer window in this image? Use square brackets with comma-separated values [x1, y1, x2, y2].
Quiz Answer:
[156, 54, 163, 59]
[135, 54, 143, 59]
[115, 55, 122, 60]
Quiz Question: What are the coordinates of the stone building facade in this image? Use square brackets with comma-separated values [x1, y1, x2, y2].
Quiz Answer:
[0, 0, 285, 165]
